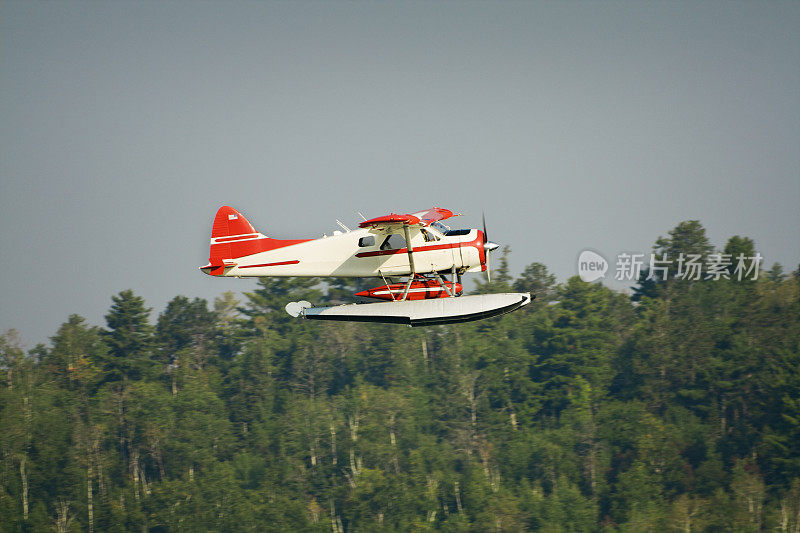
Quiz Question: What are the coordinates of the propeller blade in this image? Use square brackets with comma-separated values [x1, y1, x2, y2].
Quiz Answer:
[482, 212, 499, 282]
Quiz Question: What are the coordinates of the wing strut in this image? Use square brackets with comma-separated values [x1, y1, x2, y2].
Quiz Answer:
[401, 226, 417, 301]
[378, 270, 396, 302]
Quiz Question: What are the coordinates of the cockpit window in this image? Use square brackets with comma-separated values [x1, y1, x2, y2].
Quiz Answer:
[432, 222, 470, 237]
[380, 234, 406, 250]
[431, 222, 450, 234]
[421, 229, 439, 242]
[358, 236, 375, 247]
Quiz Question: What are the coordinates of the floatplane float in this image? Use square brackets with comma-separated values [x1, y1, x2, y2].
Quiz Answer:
[200, 206, 532, 326]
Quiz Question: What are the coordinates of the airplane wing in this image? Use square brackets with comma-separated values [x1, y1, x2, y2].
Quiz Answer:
[358, 207, 455, 230]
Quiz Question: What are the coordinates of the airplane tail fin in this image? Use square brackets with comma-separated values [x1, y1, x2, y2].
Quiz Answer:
[211, 205, 258, 240]
[201, 206, 260, 275]
[200, 206, 310, 276]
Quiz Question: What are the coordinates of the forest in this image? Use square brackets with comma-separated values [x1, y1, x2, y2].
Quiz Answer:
[1, 220, 799, 532]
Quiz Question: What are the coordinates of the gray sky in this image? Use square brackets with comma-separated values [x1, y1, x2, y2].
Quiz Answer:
[2, 1, 798, 346]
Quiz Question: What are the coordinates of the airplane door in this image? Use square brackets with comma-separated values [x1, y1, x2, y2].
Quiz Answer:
[374, 232, 411, 275]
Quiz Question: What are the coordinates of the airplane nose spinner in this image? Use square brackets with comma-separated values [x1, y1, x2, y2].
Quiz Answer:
[484, 241, 500, 252]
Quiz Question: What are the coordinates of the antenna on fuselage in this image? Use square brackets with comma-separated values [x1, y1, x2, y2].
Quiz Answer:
[335, 219, 351, 232]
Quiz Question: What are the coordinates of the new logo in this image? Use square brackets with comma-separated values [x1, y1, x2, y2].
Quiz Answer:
[578, 250, 608, 282]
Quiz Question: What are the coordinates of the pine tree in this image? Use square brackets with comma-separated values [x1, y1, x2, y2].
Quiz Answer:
[47, 315, 105, 391]
[155, 296, 215, 362]
[102, 289, 154, 381]
[633, 220, 715, 300]
[513, 261, 557, 302]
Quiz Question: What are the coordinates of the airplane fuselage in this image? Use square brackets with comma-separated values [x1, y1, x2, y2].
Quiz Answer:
[204, 226, 486, 278]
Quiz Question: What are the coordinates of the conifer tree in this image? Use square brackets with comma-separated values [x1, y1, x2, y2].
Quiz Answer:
[102, 289, 153, 381]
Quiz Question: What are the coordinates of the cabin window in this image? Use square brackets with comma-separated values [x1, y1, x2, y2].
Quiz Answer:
[358, 236, 375, 247]
[380, 234, 406, 250]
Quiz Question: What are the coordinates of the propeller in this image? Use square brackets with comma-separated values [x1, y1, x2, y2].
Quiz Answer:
[482, 212, 500, 282]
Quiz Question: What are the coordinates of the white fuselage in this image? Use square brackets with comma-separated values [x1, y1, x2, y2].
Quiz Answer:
[216, 227, 484, 278]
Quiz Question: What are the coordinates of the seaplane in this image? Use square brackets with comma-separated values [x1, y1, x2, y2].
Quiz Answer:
[200, 206, 532, 326]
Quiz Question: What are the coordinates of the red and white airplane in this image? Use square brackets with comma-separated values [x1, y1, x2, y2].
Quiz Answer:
[200, 206, 532, 326]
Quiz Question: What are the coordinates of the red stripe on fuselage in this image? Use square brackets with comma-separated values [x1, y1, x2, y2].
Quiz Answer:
[209, 238, 311, 268]
[354, 237, 483, 261]
[355, 242, 460, 258]
[239, 260, 300, 269]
